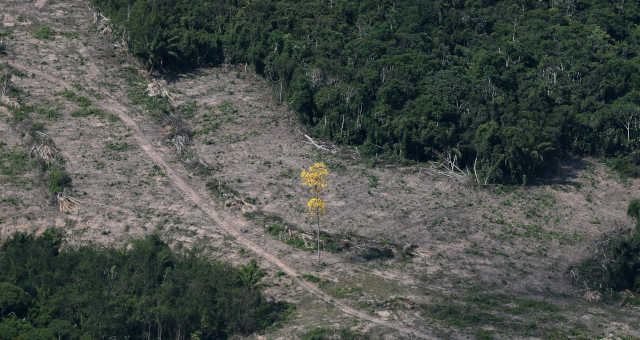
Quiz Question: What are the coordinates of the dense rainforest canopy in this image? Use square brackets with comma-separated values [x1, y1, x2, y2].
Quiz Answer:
[91, 0, 640, 183]
[0, 231, 286, 339]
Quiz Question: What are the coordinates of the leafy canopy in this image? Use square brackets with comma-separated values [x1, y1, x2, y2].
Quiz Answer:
[92, 0, 640, 183]
[0, 230, 288, 339]
[301, 162, 329, 195]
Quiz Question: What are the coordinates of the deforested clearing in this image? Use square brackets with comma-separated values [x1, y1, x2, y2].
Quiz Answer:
[1, 1, 640, 339]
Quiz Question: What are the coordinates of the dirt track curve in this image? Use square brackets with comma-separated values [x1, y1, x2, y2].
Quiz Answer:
[7, 7, 434, 336]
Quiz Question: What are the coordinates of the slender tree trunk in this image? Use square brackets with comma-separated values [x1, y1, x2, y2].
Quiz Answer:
[317, 213, 320, 260]
[316, 192, 320, 261]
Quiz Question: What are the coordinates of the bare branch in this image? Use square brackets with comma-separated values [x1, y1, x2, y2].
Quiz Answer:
[304, 134, 337, 154]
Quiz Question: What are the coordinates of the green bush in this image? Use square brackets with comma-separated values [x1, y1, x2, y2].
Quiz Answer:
[105, 141, 130, 151]
[0, 231, 288, 339]
[71, 106, 105, 118]
[628, 199, 640, 231]
[360, 246, 394, 261]
[576, 200, 640, 294]
[47, 167, 71, 194]
[33, 26, 55, 40]
[56, 90, 91, 108]
[607, 155, 640, 179]
[578, 233, 640, 293]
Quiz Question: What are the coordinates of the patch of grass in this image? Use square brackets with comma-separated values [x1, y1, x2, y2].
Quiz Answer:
[107, 113, 120, 122]
[474, 330, 496, 340]
[302, 274, 322, 283]
[279, 168, 296, 179]
[512, 223, 578, 244]
[424, 300, 504, 328]
[148, 164, 166, 177]
[367, 174, 378, 188]
[327, 285, 363, 298]
[105, 141, 130, 152]
[35, 106, 60, 120]
[324, 159, 347, 174]
[300, 327, 369, 340]
[0, 144, 30, 180]
[1, 196, 21, 206]
[265, 222, 311, 250]
[421, 292, 572, 338]
[195, 112, 220, 135]
[71, 106, 106, 118]
[217, 101, 237, 115]
[59, 31, 79, 39]
[57, 90, 92, 108]
[179, 100, 198, 119]
[33, 26, 55, 40]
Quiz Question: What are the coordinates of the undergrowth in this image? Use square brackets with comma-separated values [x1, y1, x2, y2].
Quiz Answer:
[572, 200, 640, 302]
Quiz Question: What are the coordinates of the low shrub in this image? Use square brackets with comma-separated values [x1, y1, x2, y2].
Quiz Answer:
[33, 26, 55, 40]
[573, 200, 640, 294]
[47, 167, 71, 194]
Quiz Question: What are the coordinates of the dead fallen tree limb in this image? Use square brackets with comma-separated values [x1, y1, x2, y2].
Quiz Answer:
[304, 134, 337, 154]
[30, 131, 60, 165]
[56, 192, 80, 213]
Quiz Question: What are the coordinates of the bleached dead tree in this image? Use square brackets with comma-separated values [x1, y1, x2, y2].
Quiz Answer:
[619, 105, 639, 142]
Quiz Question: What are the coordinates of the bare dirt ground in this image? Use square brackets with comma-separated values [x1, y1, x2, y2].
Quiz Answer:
[1, 0, 640, 339]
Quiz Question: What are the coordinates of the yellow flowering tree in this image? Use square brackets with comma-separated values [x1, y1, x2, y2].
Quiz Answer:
[301, 162, 329, 260]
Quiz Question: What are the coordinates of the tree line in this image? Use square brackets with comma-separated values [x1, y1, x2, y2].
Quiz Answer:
[0, 230, 287, 339]
[91, 0, 640, 183]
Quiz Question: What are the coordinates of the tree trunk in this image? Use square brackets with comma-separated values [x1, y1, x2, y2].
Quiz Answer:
[317, 213, 320, 260]
[316, 192, 320, 261]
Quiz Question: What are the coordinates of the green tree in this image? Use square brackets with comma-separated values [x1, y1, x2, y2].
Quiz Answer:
[628, 199, 640, 232]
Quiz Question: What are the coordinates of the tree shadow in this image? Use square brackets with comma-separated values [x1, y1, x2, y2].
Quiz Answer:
[531, 156, 589, 187]
[162, 67, 209, 84]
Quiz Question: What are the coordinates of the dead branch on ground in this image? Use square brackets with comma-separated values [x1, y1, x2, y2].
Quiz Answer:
[170, 134, 190, 154]
[425, 152, 472, 183]
[30, 131, 59, 165]
[304, 134, 337, 153]
[145, 79, 176, 104]
[56, 192, 80, 213]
